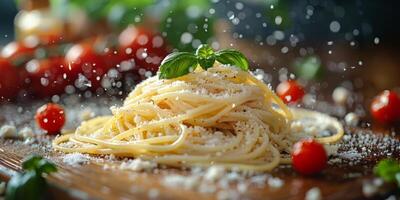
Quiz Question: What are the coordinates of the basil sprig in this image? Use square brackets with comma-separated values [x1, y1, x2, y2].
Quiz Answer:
[5, 155, 57, 200]
[159, 44, 249, 79]
[374, 159, 400, 187]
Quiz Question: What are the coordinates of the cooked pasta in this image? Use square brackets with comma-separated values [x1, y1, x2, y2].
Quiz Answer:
[53, 64, 343, 172]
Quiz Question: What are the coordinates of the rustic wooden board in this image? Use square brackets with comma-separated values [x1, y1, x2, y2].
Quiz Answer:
[0, 130, 399, 200]
[0, 99, 399, 200]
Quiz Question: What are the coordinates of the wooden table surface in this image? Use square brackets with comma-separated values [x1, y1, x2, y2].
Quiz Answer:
[0, 130, 398, 200]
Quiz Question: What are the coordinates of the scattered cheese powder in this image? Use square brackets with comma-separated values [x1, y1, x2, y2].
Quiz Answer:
[305, 187, 322, 200]
[19, 127, 35, 138]
[0, 125, 19, 139]
[119, 159, 157, 171]
[63, 153, 90, 166]
[204, 166, 226, 182]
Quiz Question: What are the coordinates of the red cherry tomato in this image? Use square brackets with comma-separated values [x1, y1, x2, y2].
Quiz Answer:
[26, 58, 70, 97]
[276, 80, 305, 104]
[118, 26, 168, 74]
[0, 58, 23, 101]
[291, 139, 327, 175]
[65, 43, 108, 91]
[370, 90, 400, 124]
[35, 103, 66, 134]
[1, 41, 37, 66]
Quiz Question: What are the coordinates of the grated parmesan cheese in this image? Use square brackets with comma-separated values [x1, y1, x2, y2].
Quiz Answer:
[119, 159, 157, 172]
[19, 127, 35, 138]
[305, 187, 322, 200]
[0, 125, 19, 139]
[204, 166, 226, 182]
[63, 153, 90, 166]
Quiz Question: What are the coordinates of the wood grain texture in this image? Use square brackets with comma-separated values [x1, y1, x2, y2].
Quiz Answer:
[0, 128, 398, 200]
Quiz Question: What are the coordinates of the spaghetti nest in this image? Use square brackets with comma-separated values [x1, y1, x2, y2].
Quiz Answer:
[53, 65, 343, 172]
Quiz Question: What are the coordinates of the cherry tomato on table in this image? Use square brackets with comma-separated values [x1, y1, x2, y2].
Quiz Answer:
[370, 90, 400, 124]
[118, 26, 168, 74]
[35, 103, 66, 134]
[0, 58, 24, 101]
[291, 139, 327, 175]
[65, 43, 109, 91]
[26, 57, 70, 97]
[276, 80, 305, 104]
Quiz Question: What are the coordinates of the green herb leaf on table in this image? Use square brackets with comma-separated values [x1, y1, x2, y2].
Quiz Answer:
[374, 159, 400, 187]
[196, 44, 216, 69]
[5, 155, 57, 200]
[215, 49, 249, 71]
[159, 45, 249, 79]
[5, 172, 46, 200]
[159, 52, 198, 79]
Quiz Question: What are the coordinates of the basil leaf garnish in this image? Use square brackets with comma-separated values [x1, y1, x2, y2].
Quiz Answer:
[158, 44, 249, 79]
[159, 52, 198, 79]
[5, 171, 45, 200]
[215, 49, 249, 71]
[5, 155, 57, 200]
[195, 44, 215, 69]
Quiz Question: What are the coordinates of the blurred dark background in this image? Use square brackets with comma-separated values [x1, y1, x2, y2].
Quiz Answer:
[0, 0, 399, 102]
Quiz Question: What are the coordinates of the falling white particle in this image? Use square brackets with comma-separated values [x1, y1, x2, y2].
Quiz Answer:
[373, 37, 380, 44]
[180, 32, 193, 44]
[137, 35, 149, 45]
[209, 8, 215, 14]
[152, 36, 164, 48]
[332, 86, 350, 105]
[275, 16, 283, 25]
[125, 48, 132, 55]
[345, 112, 359, 127]
[235, 2, 244, 10]
[329, 21, 341, 33]
[281, 46, 289, 54]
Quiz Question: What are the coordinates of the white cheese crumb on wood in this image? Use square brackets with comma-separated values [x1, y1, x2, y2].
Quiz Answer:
[305, 187, 322, 200]
[63, 153, 90, 166]
[19, 127, 35, 138]
[204, 166, 226, 182]
[0, 125, 19, 139]
[267, 177, 284, 188]
[119, 159, 157, 171]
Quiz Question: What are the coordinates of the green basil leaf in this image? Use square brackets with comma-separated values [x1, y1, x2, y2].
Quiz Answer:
[195, 44, 215, 69]
[5, 171, 46, 200]
[395, 173, 400, 187]
[22, 155, 43, 171]
[37, 160, 58, 175]
[159, 52, 198, 79]
[22, 155, 57, 175]
[215, 49, 249, 71]
[374, 159, 400, 182]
